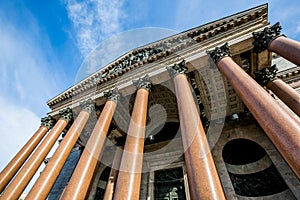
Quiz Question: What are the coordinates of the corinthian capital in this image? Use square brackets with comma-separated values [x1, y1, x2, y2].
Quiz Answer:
[132, 75, 152, 91]
[41, 115, 56, 129]
[253, 22, 284, 53]
[80, 98, 94, 113]
[254, 65, 278, 86]
[104, 88, 120, 103]
[166, 60, 187, 78]
[207, 43, 231, 64]
[59, 107, 73, 122]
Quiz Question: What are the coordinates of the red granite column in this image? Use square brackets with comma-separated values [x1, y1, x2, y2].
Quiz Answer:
[255, 65, 300, 116]
[167, 61, 226, 200]
[0, 116, 55, 193]
[253, 22, 300, 66]
[269, 36, 300, 66]
[26, 99, 94, 200]
[267, 79, 300, 116]
[60, 88, 119, 200]
[103, 145, 123, 200]
[113, 75, 151, 200]
[0, 108, 72, 200]
[208, 43, 300, 178]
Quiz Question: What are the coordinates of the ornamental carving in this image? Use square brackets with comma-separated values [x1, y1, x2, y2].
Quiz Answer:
[253, 22, 283, 53]
[41, 115, 56, 129]
[104, 88, 120, 102]
[166, 60, 187, 78]
[132, 74, 152, 91]
[101, 48, 164, 78]
[59, 107, 73, 122]
[80, 98, 94, 113]
[207, 43, 231, 64]
[254, 65, 278, 86]
[48, 6, 269, 107]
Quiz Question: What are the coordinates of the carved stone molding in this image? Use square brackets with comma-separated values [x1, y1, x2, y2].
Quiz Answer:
[104, 88, 120, 103]
[207, 43, 231, 64]
[254, 65, 278, 86]
[80, 98, 94, 113]
[59, 107, 73, 122]
[166, 60, 187, 78]
[132, 74, 152, 91]
[41, 115, 56, 129]
[253, 22, 284, 53]
[47, 5, 268, 107]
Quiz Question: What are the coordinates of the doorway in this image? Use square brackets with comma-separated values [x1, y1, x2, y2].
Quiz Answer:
[154, 167, 186, 200]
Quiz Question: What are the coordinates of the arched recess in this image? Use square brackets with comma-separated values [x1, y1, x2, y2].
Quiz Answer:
[211, 124, 300, 199]
[222, 138, 289, 197]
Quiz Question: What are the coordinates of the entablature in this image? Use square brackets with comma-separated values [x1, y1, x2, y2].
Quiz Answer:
[47, 4, 268, 112]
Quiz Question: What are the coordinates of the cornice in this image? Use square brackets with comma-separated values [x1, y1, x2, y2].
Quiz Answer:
[46, 27, 266, 117]
[278, 67, 300, 80]
[47, 4, 268, 108]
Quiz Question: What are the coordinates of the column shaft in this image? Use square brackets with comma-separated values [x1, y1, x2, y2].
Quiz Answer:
[103, 147, 123, 200]
[173, 73, 226, 200]
[269, 36, 300, 66]
[0, 119, 68, 200]
[217, 57, 300, 178]
[60, 101, 117, 200]
[113, 88, 149, 200]
[0, 126, 48, 193]
[267, 79, 300, 116]
[26, 111, 90, 200]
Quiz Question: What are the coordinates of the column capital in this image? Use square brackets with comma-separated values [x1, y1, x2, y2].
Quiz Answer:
[40, 115, 56, 129]
[166, 60, 187, 78]
[59, 108, 73, 122]
[80, 98, 94, 113]
[207, 43, 231, 64]
[104, 88, 120, 103]
[253, 22, 284, 53]
[254, 65, 278, 86]
[132, 74, 152, 91]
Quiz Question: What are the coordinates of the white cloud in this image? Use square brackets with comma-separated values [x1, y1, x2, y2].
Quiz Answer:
[64, 0, 125, 57]
[0, 96, 40, 168]
[0, 10, 63, 115]
[75, 28, 177, 81]
[0, 96, 51, 193]
[296, 22, 300, 34]
[0, 4, 64, 193]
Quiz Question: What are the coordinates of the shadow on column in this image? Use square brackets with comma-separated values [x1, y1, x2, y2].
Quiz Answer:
[48, 148, 82, 200]
[94, 166, 111, 199]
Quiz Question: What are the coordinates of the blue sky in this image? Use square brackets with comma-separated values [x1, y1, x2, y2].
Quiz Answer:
[1, 0, 300, 193]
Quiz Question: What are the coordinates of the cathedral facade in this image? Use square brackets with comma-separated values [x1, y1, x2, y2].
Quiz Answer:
[1, 4, 300, 200]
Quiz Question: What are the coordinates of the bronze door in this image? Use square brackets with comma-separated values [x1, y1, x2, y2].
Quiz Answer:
[154, 167, 186, 200]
